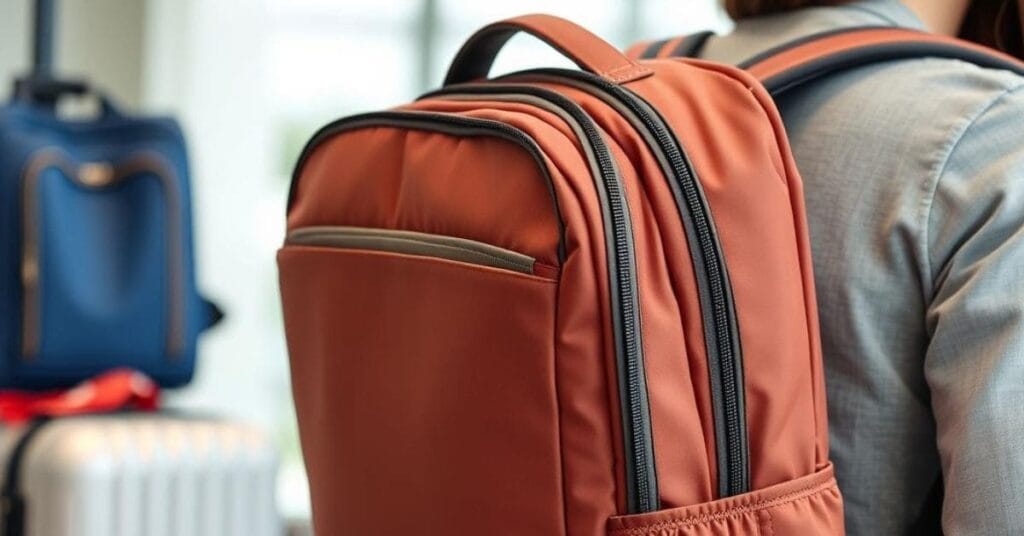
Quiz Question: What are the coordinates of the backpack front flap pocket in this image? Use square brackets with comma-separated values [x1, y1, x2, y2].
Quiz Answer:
[20, 148, 186, 376]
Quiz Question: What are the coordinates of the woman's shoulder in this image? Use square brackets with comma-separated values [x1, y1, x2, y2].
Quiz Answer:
[778, 56, 1024, 157]
[874, 55, 1024, 102]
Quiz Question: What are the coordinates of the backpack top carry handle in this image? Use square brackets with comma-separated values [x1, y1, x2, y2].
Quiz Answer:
[628, 26, 1024, 95]
[444, 13, 654, 85]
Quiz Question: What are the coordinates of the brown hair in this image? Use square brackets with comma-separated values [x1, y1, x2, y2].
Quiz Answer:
[724, 0, 1023, 60]
[722, 0, 847, 19]
[960, 0, 1023, 59]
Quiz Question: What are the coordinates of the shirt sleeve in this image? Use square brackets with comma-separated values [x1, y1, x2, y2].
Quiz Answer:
[925, 83, 1024, 535]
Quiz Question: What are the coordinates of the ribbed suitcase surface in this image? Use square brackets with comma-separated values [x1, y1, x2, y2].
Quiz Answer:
[0, 414, 279, 536]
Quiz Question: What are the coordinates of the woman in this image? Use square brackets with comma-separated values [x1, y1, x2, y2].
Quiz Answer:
[694, 1, 1024, 534]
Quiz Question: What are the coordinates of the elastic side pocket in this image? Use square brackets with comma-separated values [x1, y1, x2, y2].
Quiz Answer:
[607, 465, 844, 536]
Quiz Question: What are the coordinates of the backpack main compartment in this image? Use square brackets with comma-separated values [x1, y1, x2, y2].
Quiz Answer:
[279, 14, 843, 536]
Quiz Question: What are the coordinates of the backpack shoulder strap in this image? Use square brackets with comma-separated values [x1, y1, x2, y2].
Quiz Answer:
[627, 26, 1024, 96]
[741, 26, 1024, 95]
[674, 31, 715, 59]
[627, 31, 715, 60]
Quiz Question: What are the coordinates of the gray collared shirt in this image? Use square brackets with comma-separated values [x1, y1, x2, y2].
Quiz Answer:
[698, 1, 1024, 534]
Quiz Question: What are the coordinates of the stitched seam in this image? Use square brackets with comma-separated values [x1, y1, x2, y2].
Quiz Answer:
[602, 64, 652, 82]
[603, 64, 643, 76]
[606, 71, 648, 83]
[920, 82, 1024, 306]
[609, 479, 837, 535]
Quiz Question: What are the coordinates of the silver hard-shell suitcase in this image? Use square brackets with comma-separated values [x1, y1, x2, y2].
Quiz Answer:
[0, 414, 280, 536]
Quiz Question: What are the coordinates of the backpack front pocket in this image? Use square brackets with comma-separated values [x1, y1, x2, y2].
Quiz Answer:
[19, 149, 185, 371]
[278, 234, 565, 535]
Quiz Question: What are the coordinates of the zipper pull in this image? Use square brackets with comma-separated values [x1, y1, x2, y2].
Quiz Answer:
[78, 162, 114, 187]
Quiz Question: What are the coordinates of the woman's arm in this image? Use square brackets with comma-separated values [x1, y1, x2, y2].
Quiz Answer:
[925, 82, 1024, 534]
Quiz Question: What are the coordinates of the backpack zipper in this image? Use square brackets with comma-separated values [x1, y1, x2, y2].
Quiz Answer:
[285, 226, 540, 275]
[482, 71, 751, 499]
[421, 87, 659, 514]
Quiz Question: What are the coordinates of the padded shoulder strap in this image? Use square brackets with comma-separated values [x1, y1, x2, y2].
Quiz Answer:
[627, 31, 714, 60]
[742, 26, 1024, 95]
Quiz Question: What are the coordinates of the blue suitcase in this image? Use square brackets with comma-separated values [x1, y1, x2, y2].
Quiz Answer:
[0, 77, 220, 389]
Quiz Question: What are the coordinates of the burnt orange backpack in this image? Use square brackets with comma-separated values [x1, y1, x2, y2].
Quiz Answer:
[279, 14, 842, 535]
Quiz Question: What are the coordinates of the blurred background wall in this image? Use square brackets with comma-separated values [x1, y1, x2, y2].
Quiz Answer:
[0, 0, 731, 522]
